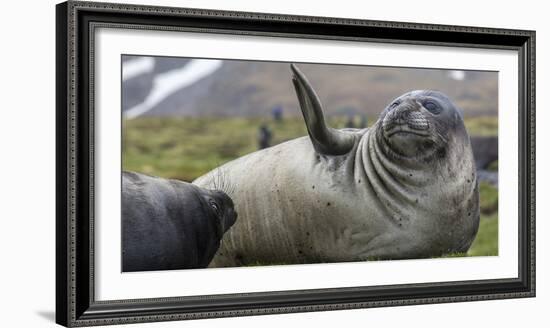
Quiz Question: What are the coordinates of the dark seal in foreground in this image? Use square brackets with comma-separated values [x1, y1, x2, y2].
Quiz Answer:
[122, 171, 237, 272]
[195, 64, 480, 267]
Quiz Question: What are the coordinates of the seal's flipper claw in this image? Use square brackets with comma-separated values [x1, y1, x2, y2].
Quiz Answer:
[290, 64, 356, 156]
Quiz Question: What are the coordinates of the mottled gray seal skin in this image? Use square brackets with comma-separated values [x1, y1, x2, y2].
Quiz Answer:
[122, 171, 237, 272]
[194, 64, 479, 267]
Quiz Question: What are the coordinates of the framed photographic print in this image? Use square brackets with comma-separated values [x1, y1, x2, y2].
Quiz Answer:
[56, 0, 535, 326]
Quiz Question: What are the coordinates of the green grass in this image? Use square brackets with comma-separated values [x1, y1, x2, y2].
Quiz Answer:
[468, 181, 498, 256]
[123, 115, 498, 259]
[123, 117, 309, 181]
[464, 116, 498, 136]
[479, 182, 498, 215]
[468, 213, 498, 256]
[487, 160, 498, 171]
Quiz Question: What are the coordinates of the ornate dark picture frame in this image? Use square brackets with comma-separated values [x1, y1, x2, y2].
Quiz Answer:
[56, 1, 535, 326]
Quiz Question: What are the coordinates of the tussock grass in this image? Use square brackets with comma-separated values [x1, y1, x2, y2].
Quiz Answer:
[468, 213, 498, 257]
[464, 116, 498, 136]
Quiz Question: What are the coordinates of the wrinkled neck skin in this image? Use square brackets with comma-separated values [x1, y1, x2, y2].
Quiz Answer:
[359, 121, 463, 201]
[346, 121, 478, 258]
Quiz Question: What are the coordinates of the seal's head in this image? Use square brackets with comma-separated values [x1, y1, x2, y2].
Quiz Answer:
[199, 189, 238, 239]
[371, 90, 479, 256]
[378, 90, 466, 160]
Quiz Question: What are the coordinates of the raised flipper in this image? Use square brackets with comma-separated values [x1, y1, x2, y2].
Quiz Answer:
[291, 64, 357, 156]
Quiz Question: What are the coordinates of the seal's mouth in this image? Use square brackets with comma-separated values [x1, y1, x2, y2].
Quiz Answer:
[385, 125, 431, 138]
[382, 107, 430, 139]
[380, 120, 436, 159]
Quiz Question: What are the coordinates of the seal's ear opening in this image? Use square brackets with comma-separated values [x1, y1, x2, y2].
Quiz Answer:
[290, 64, 356, 156]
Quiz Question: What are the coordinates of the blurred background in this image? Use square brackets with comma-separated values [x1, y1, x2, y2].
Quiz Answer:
[122, 55, 498, 258]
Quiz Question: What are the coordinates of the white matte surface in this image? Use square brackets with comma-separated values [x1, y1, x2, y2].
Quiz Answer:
[95, 27, 518, 301]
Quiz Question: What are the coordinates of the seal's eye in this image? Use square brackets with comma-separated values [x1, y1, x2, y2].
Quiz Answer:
[389, 101, 400, 110]
[423, 101, 441, 114]
[210, 201, 220, 214]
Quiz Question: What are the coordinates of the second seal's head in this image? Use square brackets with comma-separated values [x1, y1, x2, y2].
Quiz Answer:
[199, 188, 238, 239]
[377, 90, 465, 159]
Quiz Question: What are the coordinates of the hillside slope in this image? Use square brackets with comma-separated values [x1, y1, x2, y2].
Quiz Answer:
[122, 56, 498, 118]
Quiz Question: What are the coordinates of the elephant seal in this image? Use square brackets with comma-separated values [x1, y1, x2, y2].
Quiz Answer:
[194, 64, 479, 267]
[122, 171, 237, 272]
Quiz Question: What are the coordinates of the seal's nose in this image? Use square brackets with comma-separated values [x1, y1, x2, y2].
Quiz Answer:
[393, 99, 421, 122]
[384, 99, 429, 132]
